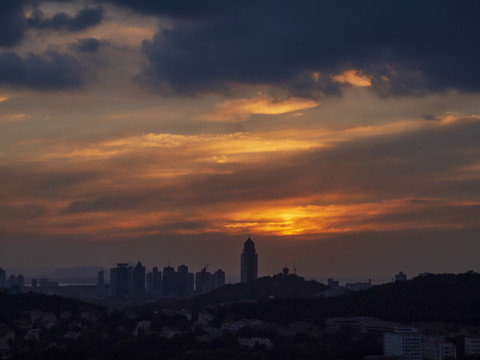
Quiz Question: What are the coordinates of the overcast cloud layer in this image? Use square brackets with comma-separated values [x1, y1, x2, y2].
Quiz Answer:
[0, 0, 479, 280]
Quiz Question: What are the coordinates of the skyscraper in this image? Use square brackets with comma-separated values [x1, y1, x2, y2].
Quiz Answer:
[162, 266, 176, 297]
[241, 236, 258, 283]
[152, 266, 162, 298]
[177, 265, 194, 297]
[115, 263, 129, 297]
[133, 261, 146, 298]
[211, 269, 225, 290]
[195, 267, 211, 295]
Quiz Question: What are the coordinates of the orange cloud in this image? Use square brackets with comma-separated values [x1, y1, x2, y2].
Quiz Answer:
[199, 96, 320, 121]
[222, 198, 480, 237]
[332, 69, 372, 87]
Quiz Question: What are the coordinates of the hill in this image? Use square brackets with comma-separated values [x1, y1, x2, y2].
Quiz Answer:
[206, 272, 480, 325]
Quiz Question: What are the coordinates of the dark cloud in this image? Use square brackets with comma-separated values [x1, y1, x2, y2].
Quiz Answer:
[27, 7, 104, 32]
[0, 0, 27, 47]
[71, 38, 107, 53]
[0, 204, 46, 220]
[106, 0, 241, 18]
[129, 1, 480, 97]
[422, 114, 440, 121]
[0, 51, 83, 89]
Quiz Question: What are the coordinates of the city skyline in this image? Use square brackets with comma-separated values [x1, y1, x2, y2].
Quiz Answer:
[1, 1, 480, 281]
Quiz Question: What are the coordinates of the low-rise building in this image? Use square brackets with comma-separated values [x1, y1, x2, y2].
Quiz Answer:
[465, 337, 480, 356]
[384, 327, 421, 360]
[422, 342, 456, 360]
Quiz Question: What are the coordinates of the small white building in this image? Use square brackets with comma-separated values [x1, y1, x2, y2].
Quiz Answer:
[384, 327, 421, 360]
[465, 337, 480, 356]
[422, 342, 456, 360]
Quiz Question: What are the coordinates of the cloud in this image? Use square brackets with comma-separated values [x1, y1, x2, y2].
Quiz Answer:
[106, 0, 237, 18]
[27, 7, 105, 32]
[71, 38, 107, 53]
[0, 204, 46, 220]
[135, 1, 480, 97]
[332, 70, 372, 88]
[0, 51, 83, 90]
[0, 0, 27, 47]
[199, 96, 320, 121]
[0, 113, 479, 241]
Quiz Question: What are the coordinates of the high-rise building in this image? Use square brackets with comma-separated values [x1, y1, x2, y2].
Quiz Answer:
[115, 263, 130, 297]
[8, 274, 16, 288]
[162, 266, 176, 297]
[241, 236, 258, 283]
[152, 266, 162, 297]
[211, 269, 225, 290]
[177, 265, 194, 297]
[384, 327, 421, 360]
[195, 267, 211, 295]
[133, 261, 146, 298]
[127, 266, 134, 294]
[17, 274, 24, 288]
[146, 272, 153, 294]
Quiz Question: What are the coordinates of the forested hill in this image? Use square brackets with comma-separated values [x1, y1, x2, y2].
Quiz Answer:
[192, 273, 327, 306]
[198, 272, 480, 325]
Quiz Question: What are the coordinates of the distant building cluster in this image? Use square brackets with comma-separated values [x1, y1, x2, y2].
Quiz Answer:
[1, 237, 260, 301]
[100, 262, 225, 299]
[0, 267, 27, 294]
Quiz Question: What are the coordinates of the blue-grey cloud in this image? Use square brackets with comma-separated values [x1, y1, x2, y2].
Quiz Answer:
[120, 0, 480, 97]
[71, 38, 107, 53]
[0, 0, 27, 47]
[0, 51, 83, 89]
[27, 7, 104, 32]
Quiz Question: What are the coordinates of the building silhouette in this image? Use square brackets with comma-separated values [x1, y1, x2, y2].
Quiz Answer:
[177, 265, 194, 297]
[133, 261, 146, 298]
[162, 265, 176, 297]
[114, 263, 130, 297]
[152, 266, 162, 297]
[241, 236, 258, 283]
[146, 271, 153, 294]
[211, 269, 225, 290]
[195, 267, 211, 295]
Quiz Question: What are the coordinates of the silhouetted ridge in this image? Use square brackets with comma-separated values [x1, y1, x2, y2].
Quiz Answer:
[191, 273, 327, 306]
[208, 272, 480, 325]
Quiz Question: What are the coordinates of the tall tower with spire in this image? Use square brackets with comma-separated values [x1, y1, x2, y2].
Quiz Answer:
[241, 236, 258, 283]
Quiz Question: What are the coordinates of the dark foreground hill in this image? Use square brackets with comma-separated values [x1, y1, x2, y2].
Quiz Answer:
[205, 272, 480, 325]
[194, 273, 327, 305]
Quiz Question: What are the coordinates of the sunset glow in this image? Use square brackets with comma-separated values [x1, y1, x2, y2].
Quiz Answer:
[1, 1, 479, 278]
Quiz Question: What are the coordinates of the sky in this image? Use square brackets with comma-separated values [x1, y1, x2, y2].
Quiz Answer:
[1, 0, 479, 283]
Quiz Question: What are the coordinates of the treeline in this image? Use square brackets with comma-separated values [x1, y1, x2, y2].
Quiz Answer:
[210, 272, 480, 325]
